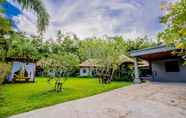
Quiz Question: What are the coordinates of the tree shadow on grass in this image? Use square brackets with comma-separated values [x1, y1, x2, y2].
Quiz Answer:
[0, 94, 5, 107]
[0, 87, 6, 107]
[27, 87, 73, 100]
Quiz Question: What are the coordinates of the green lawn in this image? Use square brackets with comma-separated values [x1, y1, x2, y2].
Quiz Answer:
[0, 77, 131, 118]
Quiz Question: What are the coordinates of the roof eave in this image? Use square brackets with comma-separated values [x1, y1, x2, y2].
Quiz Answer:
[130, 46, 176, 57]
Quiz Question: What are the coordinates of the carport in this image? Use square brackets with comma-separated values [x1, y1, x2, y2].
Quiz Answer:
[130, 46, 186, 83]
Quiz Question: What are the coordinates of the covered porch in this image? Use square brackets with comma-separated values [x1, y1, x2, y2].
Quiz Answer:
[130, 46, 184, 83]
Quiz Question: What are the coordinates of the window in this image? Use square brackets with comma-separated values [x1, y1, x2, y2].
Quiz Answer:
[82, 69, 87, 73]
[165, 61, 180, 72]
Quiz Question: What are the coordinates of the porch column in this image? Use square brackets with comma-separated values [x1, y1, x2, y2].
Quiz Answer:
[134, 58, 141, 84]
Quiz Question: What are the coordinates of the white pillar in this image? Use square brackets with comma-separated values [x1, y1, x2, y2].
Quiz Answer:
[134, 58, 141, 84]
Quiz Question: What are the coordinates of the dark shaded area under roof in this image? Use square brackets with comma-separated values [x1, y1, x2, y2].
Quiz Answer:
[6, 57, 37, 63]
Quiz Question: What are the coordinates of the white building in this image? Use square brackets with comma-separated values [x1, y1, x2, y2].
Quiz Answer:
[79, 59, 98, 77]
[79, 56, 135, 77]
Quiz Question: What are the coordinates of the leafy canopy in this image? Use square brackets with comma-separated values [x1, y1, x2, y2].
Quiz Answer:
[0, 0, 49, 34]
[159, 0, 186, 53]
[16, 0, 49, 34]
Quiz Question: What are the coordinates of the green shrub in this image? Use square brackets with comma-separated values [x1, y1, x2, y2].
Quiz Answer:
[112, 65, 134, 82]
[0, 62, 11, 84]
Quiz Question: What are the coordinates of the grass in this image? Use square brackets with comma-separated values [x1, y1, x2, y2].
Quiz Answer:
[0, 77, 131, 118]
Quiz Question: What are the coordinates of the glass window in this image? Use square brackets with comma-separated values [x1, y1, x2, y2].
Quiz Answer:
[165, 61, 180, 72]
[82, 69, 87, 73]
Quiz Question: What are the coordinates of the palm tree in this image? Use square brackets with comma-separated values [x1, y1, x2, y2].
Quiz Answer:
[0, 0, 49, 34]
[15, 0, 49, 34]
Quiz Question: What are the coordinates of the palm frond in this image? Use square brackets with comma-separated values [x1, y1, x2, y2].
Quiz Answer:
[16, 0, 49, 34]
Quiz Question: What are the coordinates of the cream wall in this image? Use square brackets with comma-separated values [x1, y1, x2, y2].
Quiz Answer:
[80, 68, 92, 76]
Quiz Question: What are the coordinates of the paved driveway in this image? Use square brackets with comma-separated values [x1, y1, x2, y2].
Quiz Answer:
[10, 82, 186, 118]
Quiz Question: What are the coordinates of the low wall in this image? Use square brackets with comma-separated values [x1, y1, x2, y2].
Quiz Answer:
[0, 62, 11, 84]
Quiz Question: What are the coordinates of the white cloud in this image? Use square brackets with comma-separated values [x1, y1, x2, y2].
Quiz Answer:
[12, 12, 37, 35]
[10, 0, 176, 40]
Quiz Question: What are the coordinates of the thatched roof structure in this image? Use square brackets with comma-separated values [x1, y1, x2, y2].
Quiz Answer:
[117, 55, 135, 65]
[80, 59, 99, 68]
[80, 55, 135, 68]
[138, 60, 149, 68]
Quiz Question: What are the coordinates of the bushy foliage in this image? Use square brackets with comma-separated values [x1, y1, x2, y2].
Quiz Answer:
[159, 0, 186, 58]
[6, 33, 40, 59]
[78, 36, 155, 82]
[1, 30, 156, 79]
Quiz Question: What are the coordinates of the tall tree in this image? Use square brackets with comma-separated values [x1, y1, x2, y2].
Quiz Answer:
[0, 0, 11, 33]
[14, 0, 49, 34]
[0, 0, 49, 34]
[6, 32, 39, 59]
[0, 0, 49, 60]
[56, 30, 63, 43]
[159, 0, 186, 57]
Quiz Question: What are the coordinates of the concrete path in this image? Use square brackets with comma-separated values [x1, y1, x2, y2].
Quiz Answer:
[10, 82, 186, 118]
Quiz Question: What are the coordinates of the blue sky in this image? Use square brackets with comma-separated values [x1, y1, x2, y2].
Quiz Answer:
[3, 0, 174, 39]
